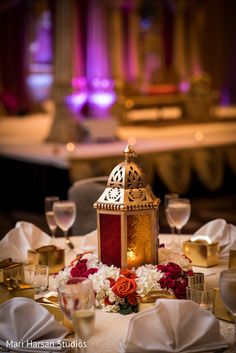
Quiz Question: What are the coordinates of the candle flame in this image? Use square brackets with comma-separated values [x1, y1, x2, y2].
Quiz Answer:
[127, 250, 136, 261]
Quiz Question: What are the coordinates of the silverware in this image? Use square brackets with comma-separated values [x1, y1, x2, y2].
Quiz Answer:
[65, 236, 74, 250]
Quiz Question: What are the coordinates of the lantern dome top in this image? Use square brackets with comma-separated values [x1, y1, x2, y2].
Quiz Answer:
[94, 145, 160, 211]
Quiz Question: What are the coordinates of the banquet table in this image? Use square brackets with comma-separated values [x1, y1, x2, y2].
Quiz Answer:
[49, 234, 235, 353]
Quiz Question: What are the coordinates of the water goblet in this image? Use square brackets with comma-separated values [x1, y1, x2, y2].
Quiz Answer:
[219, 270, 236, 351]
[53, 200, 76, 250]
[164, 193, 179, 234]
[167, 198, 191, 235]
[57, 277, 95, 353]
[167, 198, 191, 252]
[45, 196, 59, 241]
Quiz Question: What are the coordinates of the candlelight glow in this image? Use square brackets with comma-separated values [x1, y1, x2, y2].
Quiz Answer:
[127, 249, 136, 262]
[66, 142, 75, 152]
[194, 131, 204, 142]
[128, 136, 137, 146]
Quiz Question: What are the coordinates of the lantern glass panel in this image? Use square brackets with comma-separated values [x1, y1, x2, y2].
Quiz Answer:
[127, 213, 153, 268]
[99, 214, 121, 267]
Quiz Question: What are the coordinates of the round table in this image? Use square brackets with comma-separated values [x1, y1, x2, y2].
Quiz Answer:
[50, 234, 234, 353]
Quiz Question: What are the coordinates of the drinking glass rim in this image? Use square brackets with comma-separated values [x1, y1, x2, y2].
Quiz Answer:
[168, 198, 190, 204]
[53, 200, 76, 206]
[45, 196, 60, 201]
[165, 193, 179, 199]
[24, 264, 49, 271]
[58, 277, 92, 292]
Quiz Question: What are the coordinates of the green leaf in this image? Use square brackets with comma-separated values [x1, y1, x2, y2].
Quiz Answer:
[119, 302, 138, 315]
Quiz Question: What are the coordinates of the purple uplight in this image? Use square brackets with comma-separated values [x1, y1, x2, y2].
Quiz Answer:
[26, 73, 53, 101]
[179, 80, 190, 93]
[72, 77, 87, 90]
[66, 92, 88, 113]
[90, 77, 114, 90]
[89, 92, 115, 108]
[88, 78, 116, 115]
[101, 79, 110, 89]
[30, 10, 53, 64]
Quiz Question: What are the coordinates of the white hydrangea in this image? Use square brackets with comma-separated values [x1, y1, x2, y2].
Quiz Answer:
[82, 253, 99, 268]
[135, 265, 163, 296]
[88, 264, 120, 293]
[105, 304, 120, 313]
[158, 248, 191, 271]
[52, 266, 73, 289]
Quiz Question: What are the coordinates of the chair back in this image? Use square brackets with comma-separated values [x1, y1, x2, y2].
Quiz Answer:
[68, 176, 108, 235]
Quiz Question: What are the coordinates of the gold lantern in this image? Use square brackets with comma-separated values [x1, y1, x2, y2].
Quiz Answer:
[94, 145, 160, 269]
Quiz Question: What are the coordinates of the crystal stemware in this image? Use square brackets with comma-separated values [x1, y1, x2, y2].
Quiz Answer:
[219, 270, 236, 351]
[57, 277, 95, 353]
[53, 200, 76, 250]
[164, 193, 179, 234]
[167, 198, 191, 235]
[45, 196, 59, 241]
[167, 198, 191, 252]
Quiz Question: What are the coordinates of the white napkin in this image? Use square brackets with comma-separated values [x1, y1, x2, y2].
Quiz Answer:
[80, 230, 98, 253]
[119, 299, 229, 353]
[0, 297, 68, 352]
[193, 219, 236, 257]
[0, 221, 51, 262]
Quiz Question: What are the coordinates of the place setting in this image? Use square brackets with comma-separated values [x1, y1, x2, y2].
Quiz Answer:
[0, 145, 236, 353]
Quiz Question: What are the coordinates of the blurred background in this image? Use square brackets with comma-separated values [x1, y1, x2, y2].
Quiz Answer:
[0, 0, 236, 238]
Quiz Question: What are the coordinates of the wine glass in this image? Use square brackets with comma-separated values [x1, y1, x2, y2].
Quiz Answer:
[219, 270, 236, 351]
[53, 200, 76, 250]
[167, 198, 191, 235]
[58, 277, 95, 353]
[167, 198, 191, 252]
[45, 196, 59, 241]
[164, 193, 179, 234]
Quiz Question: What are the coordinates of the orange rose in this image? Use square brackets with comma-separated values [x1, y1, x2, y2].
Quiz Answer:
[120, 269, 137, 279]
[112, 276, 137, 298]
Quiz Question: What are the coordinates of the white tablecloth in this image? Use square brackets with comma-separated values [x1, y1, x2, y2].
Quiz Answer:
[51, 234, 234, 353]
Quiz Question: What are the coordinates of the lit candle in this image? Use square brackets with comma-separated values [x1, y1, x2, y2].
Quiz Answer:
[127, 249, 142, 268]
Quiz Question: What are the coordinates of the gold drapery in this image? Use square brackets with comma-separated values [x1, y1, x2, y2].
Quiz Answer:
[69, 145, 236, 193]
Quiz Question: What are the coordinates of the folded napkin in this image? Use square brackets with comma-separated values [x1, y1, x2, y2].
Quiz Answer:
[80, 230, 98, 253]
[0, 221, 51, 262]
[0, 297, 68, 353]
[193, 219, 236, 257]
[119, 299, 229, 353]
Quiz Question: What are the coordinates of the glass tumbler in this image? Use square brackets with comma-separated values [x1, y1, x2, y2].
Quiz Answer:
[24, 264, 49, 294]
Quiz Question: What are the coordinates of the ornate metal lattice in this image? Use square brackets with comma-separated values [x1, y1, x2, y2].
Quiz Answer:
[94, 145, 160, 211]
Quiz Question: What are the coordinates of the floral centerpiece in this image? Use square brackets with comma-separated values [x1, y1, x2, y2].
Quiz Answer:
[55, 247, 192, 315]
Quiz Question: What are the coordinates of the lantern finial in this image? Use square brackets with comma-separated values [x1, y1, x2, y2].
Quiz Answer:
[123, 144, 137, 162]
